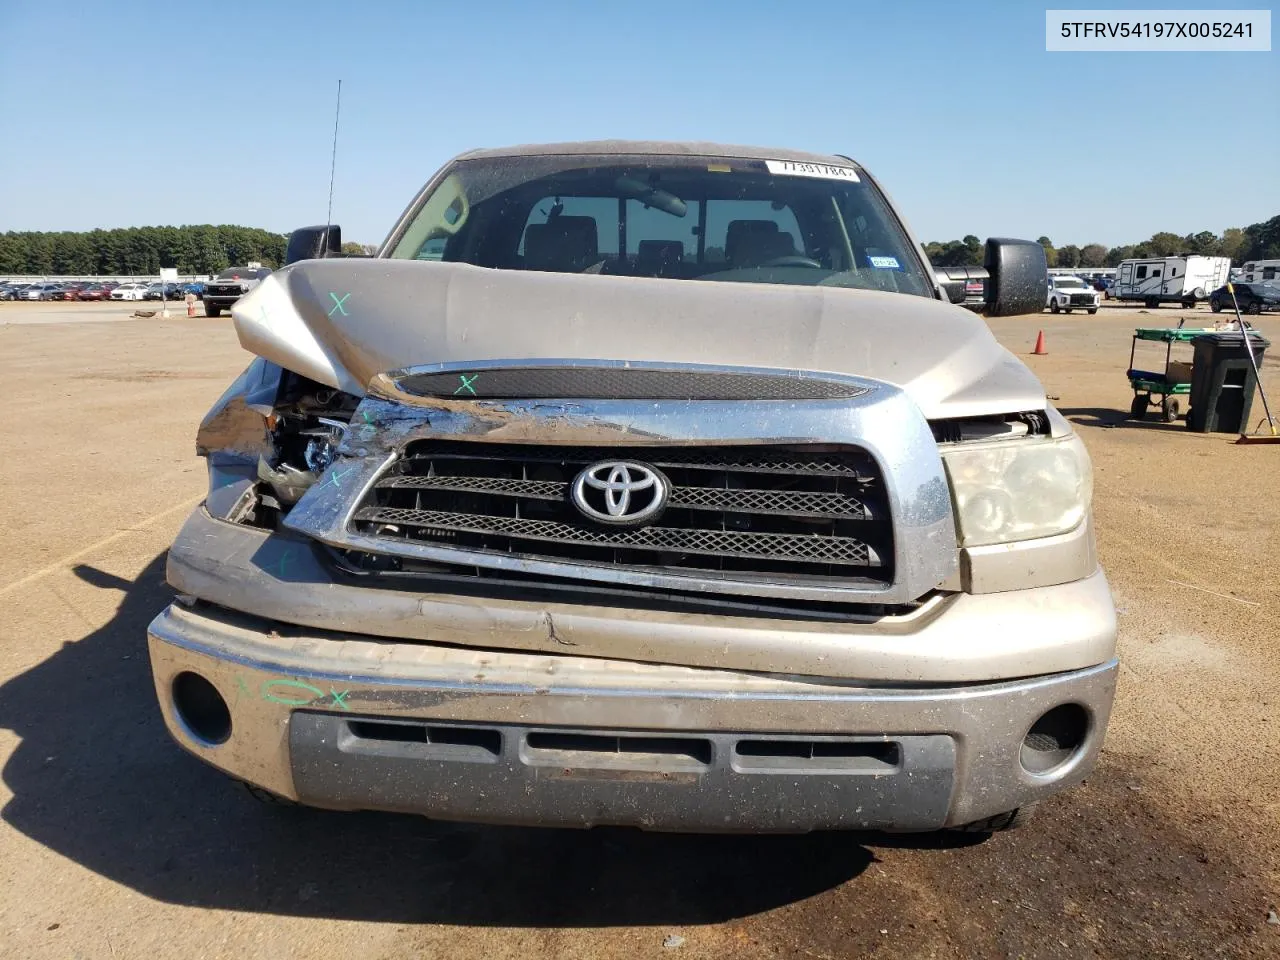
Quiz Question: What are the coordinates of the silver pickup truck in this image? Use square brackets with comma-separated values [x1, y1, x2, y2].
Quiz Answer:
[147, 141, 1116, 833]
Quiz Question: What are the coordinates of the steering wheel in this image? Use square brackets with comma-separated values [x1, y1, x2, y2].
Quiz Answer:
[758, 255, 823, 269]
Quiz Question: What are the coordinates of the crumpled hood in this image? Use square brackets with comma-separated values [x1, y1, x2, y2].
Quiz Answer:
[232, 258, 1045, 419]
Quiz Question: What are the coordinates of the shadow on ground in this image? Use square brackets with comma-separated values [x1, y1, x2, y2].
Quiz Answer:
[0, 555, 977, 925]
[1060, 407, 1194, 432]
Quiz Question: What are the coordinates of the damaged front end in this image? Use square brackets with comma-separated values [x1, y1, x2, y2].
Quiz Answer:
[197, 358, 361, 530]
[149, 254, 1116, 831]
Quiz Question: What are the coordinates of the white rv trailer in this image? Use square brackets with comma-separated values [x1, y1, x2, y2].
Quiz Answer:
[1240, 259, 1280, 283]
[1113, 256, 1231, 307]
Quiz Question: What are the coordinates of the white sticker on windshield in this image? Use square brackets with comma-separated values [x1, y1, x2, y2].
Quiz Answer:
[868, 255, 900, 269]
[765, 159, 860, 182]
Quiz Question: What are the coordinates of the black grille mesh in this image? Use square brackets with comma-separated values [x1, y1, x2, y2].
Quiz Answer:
[394, 368, 869, 401]
[352, 441, 892, 582]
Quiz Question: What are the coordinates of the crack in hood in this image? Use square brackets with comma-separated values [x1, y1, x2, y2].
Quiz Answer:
[232, 258, 1045, 419]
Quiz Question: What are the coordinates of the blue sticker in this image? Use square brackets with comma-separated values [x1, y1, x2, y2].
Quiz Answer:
[868, 255, 900, 270]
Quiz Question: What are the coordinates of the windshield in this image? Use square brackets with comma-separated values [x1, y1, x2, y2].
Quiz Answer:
[217, 267, 260, 279]
[388, 154, 933, 299]
[1056, 278, 1086, 288]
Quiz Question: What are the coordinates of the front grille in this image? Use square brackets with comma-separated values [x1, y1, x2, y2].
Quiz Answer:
[1069, 293, 1093, 305]
[206, 285, 243, 297]
[393, 367, 870, 401]
[351, 441, 893, 584]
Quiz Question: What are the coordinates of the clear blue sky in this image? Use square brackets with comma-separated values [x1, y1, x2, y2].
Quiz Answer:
[1, 0, 1275, 247]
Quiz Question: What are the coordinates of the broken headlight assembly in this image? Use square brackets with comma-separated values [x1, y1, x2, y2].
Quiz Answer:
[940, 432, 1092, 547]
[198, 361, 361, 529]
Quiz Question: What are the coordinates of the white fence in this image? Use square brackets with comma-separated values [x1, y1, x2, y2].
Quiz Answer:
[1, 274, 214, 284]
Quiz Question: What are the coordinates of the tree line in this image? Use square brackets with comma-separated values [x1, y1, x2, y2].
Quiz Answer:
[0, 225, 289, 276]
[923, 214, 1280, 269]
[4, 213, 1278, 277]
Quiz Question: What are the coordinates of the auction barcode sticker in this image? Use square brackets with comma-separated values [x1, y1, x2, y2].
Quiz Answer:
[766, 160, 860, 182]
[1046, 10, 1271, 50]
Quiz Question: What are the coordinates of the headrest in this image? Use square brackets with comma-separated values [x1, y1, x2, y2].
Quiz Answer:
[523, 216, 599, 272]
[636, 240, 684, 270]
[725, 220, 795, 267]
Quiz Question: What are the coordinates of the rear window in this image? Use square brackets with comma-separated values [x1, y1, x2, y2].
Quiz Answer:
[389, 153, 932, 299]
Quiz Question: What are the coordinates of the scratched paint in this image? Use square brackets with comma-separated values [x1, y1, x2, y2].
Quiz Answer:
[258, 678, 351, 710]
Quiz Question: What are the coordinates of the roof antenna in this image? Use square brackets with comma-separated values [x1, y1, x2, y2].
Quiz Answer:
[324, 79, 343, 240]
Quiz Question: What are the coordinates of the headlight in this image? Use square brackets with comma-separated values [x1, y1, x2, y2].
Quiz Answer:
[941, 433, 1092, 546]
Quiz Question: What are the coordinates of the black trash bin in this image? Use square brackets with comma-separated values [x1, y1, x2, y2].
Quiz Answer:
[1186, 332, 1270, 433]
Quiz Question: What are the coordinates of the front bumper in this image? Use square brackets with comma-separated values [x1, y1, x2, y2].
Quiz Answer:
[148, 600, 1117, 832]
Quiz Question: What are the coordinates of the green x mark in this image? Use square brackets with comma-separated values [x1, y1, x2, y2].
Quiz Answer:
[329, 689, 351, 711]
[328, 292, 351, 317]
[261, 679, 324, 706]
[325, 466, 351, 489]
[454, 374, 479, 395]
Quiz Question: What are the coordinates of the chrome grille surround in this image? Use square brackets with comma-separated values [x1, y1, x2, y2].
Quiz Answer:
[281, 359, 959, 604]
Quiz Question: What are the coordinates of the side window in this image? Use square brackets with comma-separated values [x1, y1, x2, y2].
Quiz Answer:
[1264, 267, 1276, 280]
[1152, 268, 1162, 278]
[703, 200, 803, 264]
[1136, 265, 1148, 280]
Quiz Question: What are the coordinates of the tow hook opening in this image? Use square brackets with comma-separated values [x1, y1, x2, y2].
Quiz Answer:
[172, 671, 232, 746]
[1020, 703, 1089, 776]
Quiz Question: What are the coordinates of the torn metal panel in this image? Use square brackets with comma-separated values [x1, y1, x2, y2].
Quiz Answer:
[194, 358, 282, 458]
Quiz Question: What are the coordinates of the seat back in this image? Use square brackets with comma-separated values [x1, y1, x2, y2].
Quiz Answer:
[523, 216, 600, 272]
[725, 220, 796, 267]
[635, 239, 685, 276]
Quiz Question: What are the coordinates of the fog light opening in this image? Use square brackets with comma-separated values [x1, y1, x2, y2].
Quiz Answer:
[1020, 703, 1089, 776]
[172, 672, 232, 746]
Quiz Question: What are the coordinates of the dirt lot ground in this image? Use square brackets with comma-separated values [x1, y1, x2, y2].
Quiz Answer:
[1, 299, 1277, 959]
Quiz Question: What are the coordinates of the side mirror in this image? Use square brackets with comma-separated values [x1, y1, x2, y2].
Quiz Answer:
[285, 225, 342, 265]
[984, 238, 1049, 316]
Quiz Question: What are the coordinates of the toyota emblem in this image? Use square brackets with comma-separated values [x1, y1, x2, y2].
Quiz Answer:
[571, 461, 670, 526]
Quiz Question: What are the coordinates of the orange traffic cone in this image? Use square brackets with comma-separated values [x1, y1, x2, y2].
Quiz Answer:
[1032, 330, 1047, 355]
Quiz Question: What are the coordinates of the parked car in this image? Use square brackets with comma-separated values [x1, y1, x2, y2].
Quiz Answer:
[148, 140, 1113, 835]
[181, 281, 206, 299]
[1, 282, 34, 300]
[1046, 275, 1099, 314]
[1208, 281, 1280, 315]
[1091, 277, 1114, 298]
[75, 283, 115, 301]
[110, 282, 149, 301]
[202, 266, 270, 317]
[61, 282, 96, 300]
[143, 282, 182, 301]
[20, 282, 64, 301]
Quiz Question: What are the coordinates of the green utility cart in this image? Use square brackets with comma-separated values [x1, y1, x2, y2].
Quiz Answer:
[1126, 327, 1214, 422]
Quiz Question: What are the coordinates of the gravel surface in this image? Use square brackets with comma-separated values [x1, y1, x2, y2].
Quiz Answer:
[0, 300, 1276, 959]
